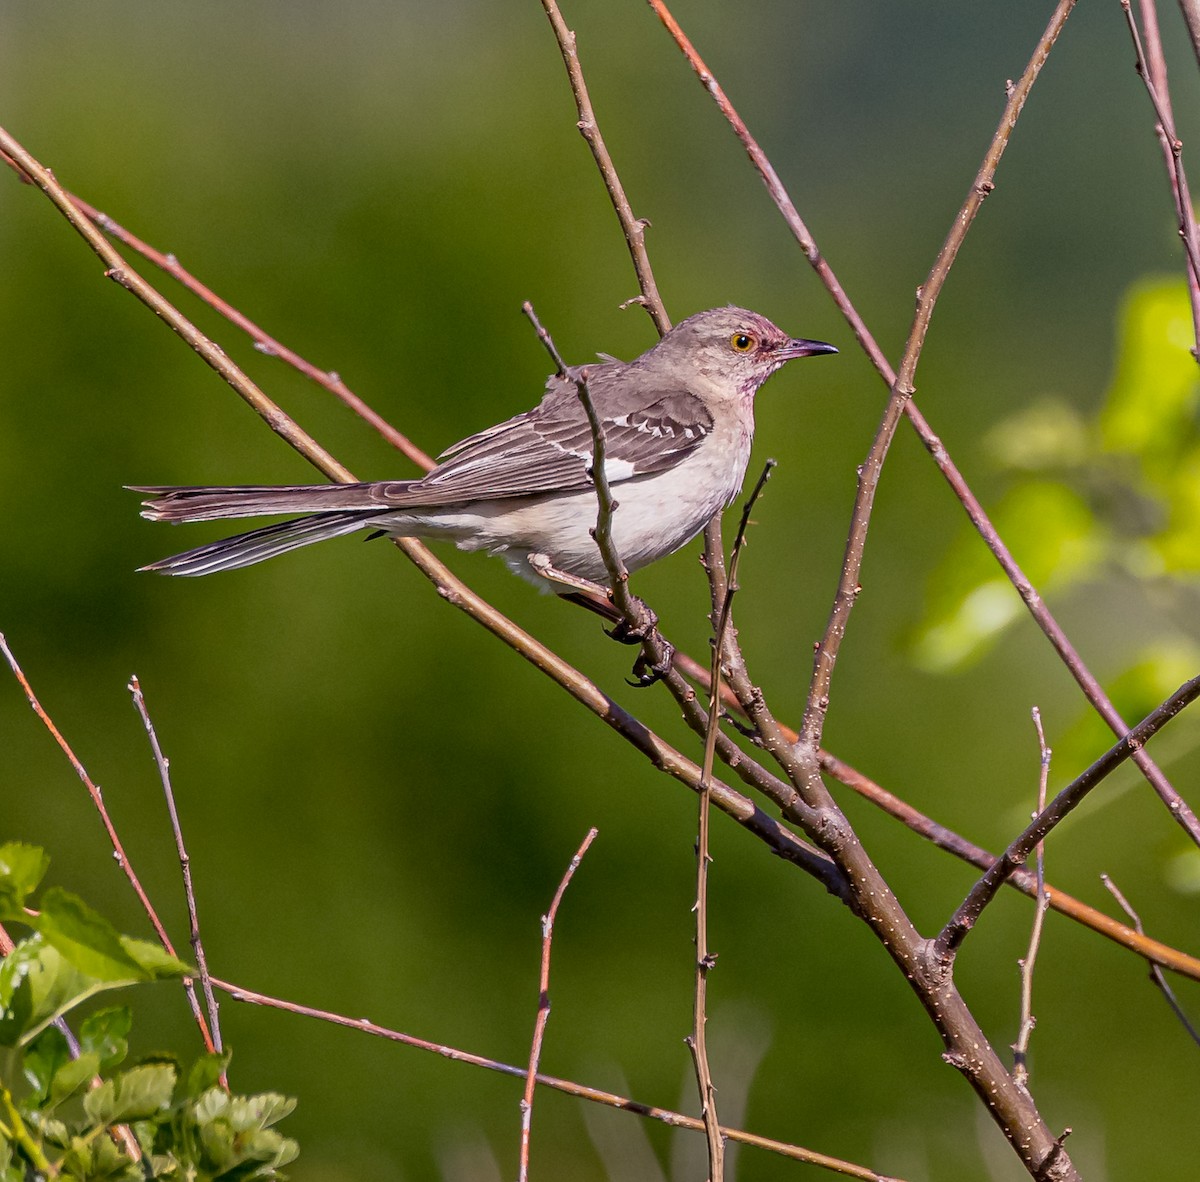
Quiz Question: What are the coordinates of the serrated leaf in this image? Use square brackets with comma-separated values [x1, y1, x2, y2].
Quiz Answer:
[83, 1062, 176, 1125]
[38, 888, 151, 982]
[0, 843, 50, 921]
[23, 1023, 71, 1099]
[229, 1093, 296, 1133]
[79, 1006, 132, 1072]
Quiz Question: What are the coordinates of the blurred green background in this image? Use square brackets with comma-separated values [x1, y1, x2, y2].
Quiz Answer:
[3, 2, 1200, 1178]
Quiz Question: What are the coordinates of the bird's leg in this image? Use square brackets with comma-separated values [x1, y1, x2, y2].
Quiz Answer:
[527, 552, 610, 598]
[529, 553, 673, 687]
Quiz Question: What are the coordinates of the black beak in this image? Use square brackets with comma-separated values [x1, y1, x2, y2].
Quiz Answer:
[780, 338, 838, 360]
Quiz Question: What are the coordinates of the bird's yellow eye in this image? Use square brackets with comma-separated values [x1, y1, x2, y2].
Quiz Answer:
[730, 332, 755, 353]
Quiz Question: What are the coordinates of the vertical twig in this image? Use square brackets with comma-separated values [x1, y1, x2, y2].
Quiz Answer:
[521, 302, 631, 599]
[128, 676, 225, 1062]
[1179, 0, 1200, 67]
[1102, 876, 1200, 1046]
[1122, 0, 1200, 359]
[518, 828, 598, 1182]
[689, 462, 777, 1182]
[1013, 708, 1051, 1089]
[538, 0, 670, 335]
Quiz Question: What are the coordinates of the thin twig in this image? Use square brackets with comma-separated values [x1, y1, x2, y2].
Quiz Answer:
[538, 0, 670, 335]
[690, 462, 776, 1182]
[794, 0, 1078, 750]
[1013, 708, 1051, 1089]
[128, 676, 225, 1061]
[522, 300, 672, 684]
[1105, 874, 1200, 1045]
[519, 828, 598, 1182]
[1179, 0, 1200, 68]
[1122, 0, 1200, 359]
[1102, 875, 1200, 1047]
[939, 674, 1200, 956]
[521, 302, 630, 596]
[211, 974, 902, 1181]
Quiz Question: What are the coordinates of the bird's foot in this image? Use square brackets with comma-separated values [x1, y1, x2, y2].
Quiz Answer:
[628, 638, 675, 688]
[604, 601, 658, 646]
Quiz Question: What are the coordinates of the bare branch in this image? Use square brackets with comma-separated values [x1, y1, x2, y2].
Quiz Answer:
[1102, 875, 1200, 1047]
[1122, 0, 1200, 359]
[0, 633, 218, 1055]
[819, 751, 1200, 981]
[538, 0, 670, 334]
[1013, 709, 1052, 1089]
[129, 676, 225, 1061]
[212, 974, 902, 1181]
[519, 828, 598, 1182]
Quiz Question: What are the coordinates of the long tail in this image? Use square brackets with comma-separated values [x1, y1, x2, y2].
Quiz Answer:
[131, 483, 400, 523]
[132, 484, 404, 576]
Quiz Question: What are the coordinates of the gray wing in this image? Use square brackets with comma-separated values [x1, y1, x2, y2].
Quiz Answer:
[373, 368, 714, 506]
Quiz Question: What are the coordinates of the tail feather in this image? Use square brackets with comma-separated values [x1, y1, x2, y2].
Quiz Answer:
[141, 511, 374, 577]
[130, 483, 407, 524]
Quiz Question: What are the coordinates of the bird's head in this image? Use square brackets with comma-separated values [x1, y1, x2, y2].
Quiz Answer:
[643, 306, 837, 401]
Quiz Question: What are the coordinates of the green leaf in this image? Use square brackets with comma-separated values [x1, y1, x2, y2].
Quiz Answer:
[0, 936, 90, 1046]
[117, 937, 191, 980]
[228, 1093, 296, 1133]
[0, 843, 49, 922]
[78, 1006, 132, 1072]
[184, 1050, 231, 1101]
[23, 1024, 71, 1099]
[38, 888, 152, 983]
[49, 1050, 101, 1106]
[1100, 277, 1200, 481]
[83, 1062, 176, 1125]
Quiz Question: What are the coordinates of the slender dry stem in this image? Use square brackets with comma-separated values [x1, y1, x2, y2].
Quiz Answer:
[128, 676, 225, 1061]
[1123, 0, 1200, 358]
[519, 828, 598, 1182]
[1102, 875, 1200, 1047]
[0, 633, 218, 1055]
[212, 974, 901, 1180]
[538, 0, 670, 334]
[1013, 709, 1051, 1089]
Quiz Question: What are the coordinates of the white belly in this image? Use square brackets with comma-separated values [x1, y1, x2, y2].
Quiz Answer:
[376, 427, 754, 587]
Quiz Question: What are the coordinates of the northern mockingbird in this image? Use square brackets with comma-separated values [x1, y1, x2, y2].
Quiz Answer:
[134, 307, 836, 589]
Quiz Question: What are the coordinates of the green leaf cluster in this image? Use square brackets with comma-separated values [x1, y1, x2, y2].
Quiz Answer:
[912, 277, 1200, 694]
[0, 843, 298, 1180]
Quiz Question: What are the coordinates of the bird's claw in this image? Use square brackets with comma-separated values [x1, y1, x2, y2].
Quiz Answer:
[604, 603, 659, 645]
[627, 640, 675, 687]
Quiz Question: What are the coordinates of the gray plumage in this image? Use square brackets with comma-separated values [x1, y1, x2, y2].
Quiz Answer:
[134, 307, 836, 585]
